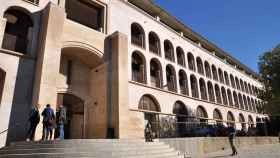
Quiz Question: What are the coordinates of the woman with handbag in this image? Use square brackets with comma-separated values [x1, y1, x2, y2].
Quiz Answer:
[41, 104, 55, 141]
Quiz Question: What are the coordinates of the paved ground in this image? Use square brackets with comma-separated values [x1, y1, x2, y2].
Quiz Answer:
[205, 144, 280, 158]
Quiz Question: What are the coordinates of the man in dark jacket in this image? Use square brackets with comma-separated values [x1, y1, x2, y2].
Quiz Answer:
[228, 125, 238, 156]
[56, 105, 67, 140]
[26, 106, 40, 141]
[41, 104, 55, 140]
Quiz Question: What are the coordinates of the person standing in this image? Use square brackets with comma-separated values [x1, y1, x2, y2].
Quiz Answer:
[228, 125, 238, 156]
[41, 104, 55, 141]
[56, 105, 67, 140]
[26, 106, 40, 141]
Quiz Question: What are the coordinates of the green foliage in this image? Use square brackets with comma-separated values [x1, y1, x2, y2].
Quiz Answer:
[258, 44, 280, 114]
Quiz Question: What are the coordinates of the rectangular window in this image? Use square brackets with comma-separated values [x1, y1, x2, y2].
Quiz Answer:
[66, 60, 72, 85]
[66, 0, 105, 32]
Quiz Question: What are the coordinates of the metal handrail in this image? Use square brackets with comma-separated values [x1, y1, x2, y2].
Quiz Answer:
[0, 129, 8, 135]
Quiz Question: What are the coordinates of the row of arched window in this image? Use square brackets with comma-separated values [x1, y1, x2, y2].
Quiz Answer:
[131, 51, 265, 113]
[139, 95, 256, 126]
[131, 22, 262, 99]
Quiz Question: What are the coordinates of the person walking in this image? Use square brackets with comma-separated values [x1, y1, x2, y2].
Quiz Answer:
[228, 125, 238, 156]
[56, 105, 67, 140]
[41, 104, 55, 141]
[26, 106, 40, 142]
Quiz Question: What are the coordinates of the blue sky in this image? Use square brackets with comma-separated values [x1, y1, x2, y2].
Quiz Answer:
[153, 0, 280, 72]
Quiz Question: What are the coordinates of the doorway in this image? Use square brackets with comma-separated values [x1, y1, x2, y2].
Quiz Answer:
[57, 93, 85, 139]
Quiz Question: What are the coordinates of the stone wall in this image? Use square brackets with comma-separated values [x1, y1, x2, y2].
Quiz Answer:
[159, 137, 278, 158]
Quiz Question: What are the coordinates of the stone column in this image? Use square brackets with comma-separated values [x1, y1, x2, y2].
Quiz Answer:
[110, 32, 144, 138]
[32, 3, 66, 140]
[0, 18, 7, 47]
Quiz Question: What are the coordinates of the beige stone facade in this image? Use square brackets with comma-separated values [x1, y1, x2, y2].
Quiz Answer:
[0, 0, 267, 147]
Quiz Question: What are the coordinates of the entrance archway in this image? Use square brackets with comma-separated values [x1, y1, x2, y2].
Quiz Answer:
[138, 94, 161, 138]
[58, 45, 105, 138]
[57, 93, 84, 139]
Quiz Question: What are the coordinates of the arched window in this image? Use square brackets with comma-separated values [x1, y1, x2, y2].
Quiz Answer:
[213, 109, 223, 124]
[227, 89, 233, 106]
[239, 113, 246, 130]
[197, 106, 208, 123]
[199, 78, 207, 100]
[207, 81, 215, 102]
[148, 32, 160, 55]
[230, 74, 235, 88]
[138, 95, 160, 112]
[243, 95, 248, 110]
[235, 77, 240, 90]
[254, 99, 258, 113]
[227, 111, 235, 127]
[244, 82, 249, 93]
[187, 52, 195, 71]
[247, 96, 252, 111]
[131, 23, 145, 48]
[212, 65, 218, 81]
[179, 70, 189, 95]
[173, 101, 188, 137]
[251, 98, 255, 112]
[176, 47, 185, 67]
[2, 7, 33, 54]
[0, 68, 6, 106]
[164, 40, 175, 61]
[166, 65, 177, 92]
[224, 71, 230, 86]
[215, 84, 222, 104]
[221, 87, 228, 105]
[204, 61, 211, 78]
[240, 79, 244, 92]
[190, 75, 199, 98]
[150, 59, 162, 88]
[233, 91, 239, 108]
[196, 57, 204, 75]
[218, 68, 224, 84]
[238, 93, 244, 109]
[131, 51, 146, 83]
[248, 84, 252, 94]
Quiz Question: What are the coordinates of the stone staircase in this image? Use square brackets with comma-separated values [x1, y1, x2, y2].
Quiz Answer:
[0, 139, 183, 158]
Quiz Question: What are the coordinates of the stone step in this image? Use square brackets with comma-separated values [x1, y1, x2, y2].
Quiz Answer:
[0, 139, 182, 158]
[0, 146, 174, 155]
[0, 151, 179, 158]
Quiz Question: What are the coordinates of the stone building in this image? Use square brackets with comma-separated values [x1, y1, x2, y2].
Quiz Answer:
[0, 0, 267, 147]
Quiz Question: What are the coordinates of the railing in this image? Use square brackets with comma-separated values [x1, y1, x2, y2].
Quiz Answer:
[0, 129, 8, 136]
[23, 0, 39, 5]
[2, 33, 28, 54]
[131, 36, 145, 48]
[149, 44, 160, 55]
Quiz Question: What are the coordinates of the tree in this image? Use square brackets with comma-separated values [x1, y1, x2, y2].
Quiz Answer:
[258, 44, 280, 115]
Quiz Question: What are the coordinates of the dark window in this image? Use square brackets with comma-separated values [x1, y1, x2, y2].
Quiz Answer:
[66, 0, 104, 32]
[132, 52, 146, 83]
[212, 65, 218, 81]
[66, 60, 72, 85]
[205, 61, 211, 78]
[150, 59, 162, 88]
[215, 84, 222, 104]
[199, 79, 207, 100]
[188, 53, 195, 71]
[176, 47, 185, 66]
[149, 32, 160, 55]
[197, 57, 204, 75]
[166, 65, 177, 92]
[164, 40, 175, 62]
[179, 70, 189, 95]
[190, 75, 199, 98]
[2, 8, 33, 54]
[207, 82, 215, 102]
